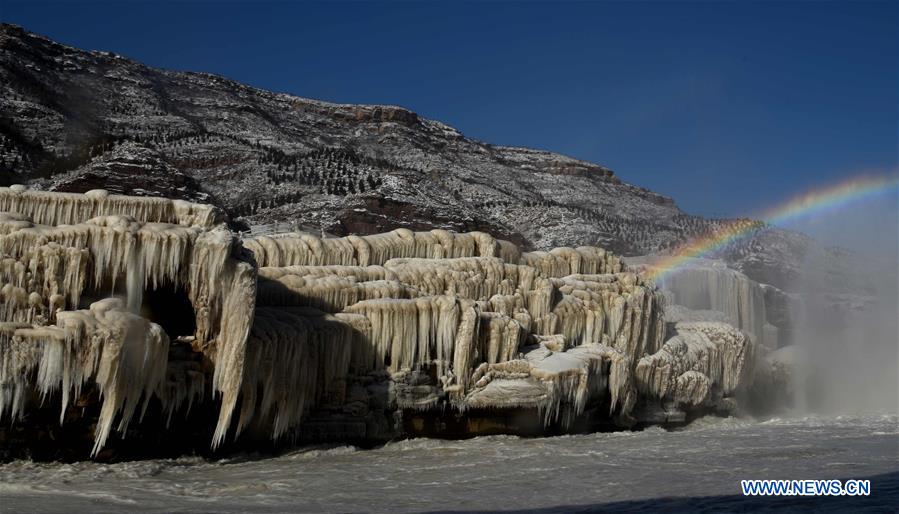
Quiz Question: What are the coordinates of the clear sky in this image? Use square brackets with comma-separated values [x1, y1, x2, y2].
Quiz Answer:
[2, 0, 897, 220]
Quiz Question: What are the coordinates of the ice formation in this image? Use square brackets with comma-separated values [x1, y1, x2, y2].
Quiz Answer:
[0, 186, 254, 452]
[631, 257, 777, 350]
[0, 187, 223, 228]
[0, 187, 768, 457]
[635, 321, 754, 409]
[0, 298, 169, 455]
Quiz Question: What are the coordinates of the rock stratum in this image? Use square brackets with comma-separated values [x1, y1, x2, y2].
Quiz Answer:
[0, 23, 825, 292]
[0, 187, 784, 461]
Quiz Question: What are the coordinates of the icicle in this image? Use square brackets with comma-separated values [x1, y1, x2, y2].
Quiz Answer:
[3, 190, 697, 448]
[0, 186, 222, 228]
[244, 229, 513, 268]
[0, 299, 169, 455]
[236, 307, 353, 440]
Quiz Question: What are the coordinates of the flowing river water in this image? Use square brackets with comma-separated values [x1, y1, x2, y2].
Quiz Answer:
[1, 413, 896, 512]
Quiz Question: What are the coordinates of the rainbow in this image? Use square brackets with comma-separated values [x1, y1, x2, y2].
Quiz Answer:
[643, 173, 899, 282]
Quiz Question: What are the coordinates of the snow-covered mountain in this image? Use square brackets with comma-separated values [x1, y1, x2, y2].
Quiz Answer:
[0, 23, 823, 290]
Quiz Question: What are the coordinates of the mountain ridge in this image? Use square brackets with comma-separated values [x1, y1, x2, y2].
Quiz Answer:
[0, 23, 811, 290]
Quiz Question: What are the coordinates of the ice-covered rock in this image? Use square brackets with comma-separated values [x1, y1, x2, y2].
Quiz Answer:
[630, 257, 779, 350]
[0, 190, 254, 451]
[0, 189, 777, 459]
[0, 298, 169, 456]
[635, 321, 754, 410]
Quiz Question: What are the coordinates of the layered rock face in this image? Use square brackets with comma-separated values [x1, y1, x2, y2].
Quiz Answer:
[1, 188, 763, 459]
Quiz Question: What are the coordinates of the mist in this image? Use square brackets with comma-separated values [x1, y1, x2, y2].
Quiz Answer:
[787, 192, 899, 415]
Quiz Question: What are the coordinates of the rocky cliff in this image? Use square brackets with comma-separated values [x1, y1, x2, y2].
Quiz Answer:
[0, 23, 817, 291]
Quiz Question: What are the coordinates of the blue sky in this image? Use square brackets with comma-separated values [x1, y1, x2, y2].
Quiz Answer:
[3, 1, 897, 221]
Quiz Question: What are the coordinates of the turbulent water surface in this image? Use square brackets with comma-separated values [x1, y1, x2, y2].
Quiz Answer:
[1, 414, 896, 513]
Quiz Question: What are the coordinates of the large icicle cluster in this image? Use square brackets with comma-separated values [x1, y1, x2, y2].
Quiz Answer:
[0, 186, 254, 453]
[0, 186, 222, 228]
[244, 228, 521, 268]
[1, 187, 765, 457]
[248, 229, 668, 437]
[0, 298, 169, 455]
